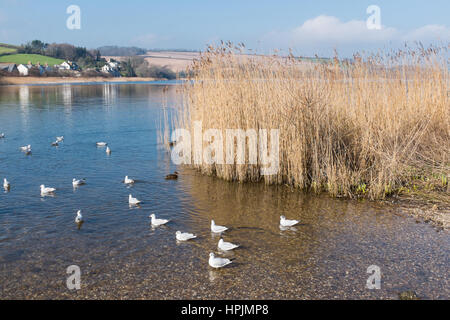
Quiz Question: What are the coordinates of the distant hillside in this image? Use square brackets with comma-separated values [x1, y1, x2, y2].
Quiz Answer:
[0, 43, 19, 55]
[102, 51, 200, 73]
[97, 46, 147, 56]
[0, 47, 17, 55]
[146, 48, 199, 53]
[0, 43, 20, 49]
[103, 51, 331, 74]
[0, 54, 64, 65]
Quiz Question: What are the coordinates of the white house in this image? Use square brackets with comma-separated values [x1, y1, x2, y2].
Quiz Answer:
[108, 61, 119, 69]
[101, 64, 112, 73]
[57, 61, 72, 70]
[101, 61, 121, 77]
[17, 64, 29, 76]
[56, 61, 79, 71]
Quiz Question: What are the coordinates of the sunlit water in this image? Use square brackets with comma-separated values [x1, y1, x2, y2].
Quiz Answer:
[0, 83, 448, 299]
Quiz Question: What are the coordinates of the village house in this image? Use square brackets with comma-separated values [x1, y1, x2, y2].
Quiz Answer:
[34, 62, 46, 75]
[101, 59, 121, 77]
[43, 63, 52, 72]
[0, 63, 18, 74]
[107, 60, 119, 69]
[101, 64, 111, 73]
[17, 64, 30, 76]
[1, 60, 81, 76]
[57, 61, 71, 70]
[56, 61, 79, 71]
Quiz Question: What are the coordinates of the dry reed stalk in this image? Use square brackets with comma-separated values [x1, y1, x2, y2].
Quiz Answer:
[171, 43, 449, 199]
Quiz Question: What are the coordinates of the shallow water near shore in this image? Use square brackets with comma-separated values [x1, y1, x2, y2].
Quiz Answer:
[0, 83, 448, 299]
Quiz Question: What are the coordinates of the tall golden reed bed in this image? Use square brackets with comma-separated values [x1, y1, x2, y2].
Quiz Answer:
[171, 43, 449, 199]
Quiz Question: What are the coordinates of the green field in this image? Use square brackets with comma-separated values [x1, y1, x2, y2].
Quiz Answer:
[0, 54, 64, 65]
[0, 47, 18, 55]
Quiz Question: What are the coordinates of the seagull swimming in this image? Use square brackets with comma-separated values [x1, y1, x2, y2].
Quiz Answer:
[218, 238, 239, 251]
[124, 176, 135, 184]
[211, 220, 228, 233]
[106, 146, 111, 154]
[72, 178, 86, 187]
[3, 178, 10, 190]
[0, 133, 5, 138]
[149, 213, 169, 226]
[56, 136, 64, 142]
[176, 231, 197, 241]
[20, 145, 31, 152]
[128, 194, 141, 205]
[208, 253, 232, 269]
[75, 210, 83, 223]
[40, 184, 56, 195]
[96, 142, 107, 147]
[51, 141, 59, 147]
[280, 215, 300, 227]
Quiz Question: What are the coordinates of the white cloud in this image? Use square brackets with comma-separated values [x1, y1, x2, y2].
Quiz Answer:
[262, 15, 449, 56]
[403, 24, 450, 42]
[291, 15, 398, 44]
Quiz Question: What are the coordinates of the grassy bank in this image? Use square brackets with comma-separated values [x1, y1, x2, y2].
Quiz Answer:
[0, 54, 64, 65]
[172, 44, 449, 204]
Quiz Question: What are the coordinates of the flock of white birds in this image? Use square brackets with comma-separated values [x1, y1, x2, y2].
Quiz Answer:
[0, 132, 301, 269]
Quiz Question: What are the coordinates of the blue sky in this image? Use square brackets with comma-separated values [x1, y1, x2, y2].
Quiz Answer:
[0, 0, 449, 56]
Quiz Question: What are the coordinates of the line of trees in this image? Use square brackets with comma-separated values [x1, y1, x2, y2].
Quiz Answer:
[18, 40, 103, 69]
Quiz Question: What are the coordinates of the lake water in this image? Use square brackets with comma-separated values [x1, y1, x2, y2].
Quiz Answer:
[0, 83, 448, 299]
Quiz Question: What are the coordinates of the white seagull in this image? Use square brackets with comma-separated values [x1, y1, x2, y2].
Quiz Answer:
[56, 136, 64, 142]
[176, 231, 197, 241]
[106, 146, 111, 154]
[280, 215, 300, 227]
[218, 238, 239, 251]
[3, 178, 10, 190]
[96, 142, 107, 147]
[20, 145, 31, 152]
[128, 194, 141, 205]
[40, 184, 56, 195]
[75, 210, 83, 223]
[149, 213, 169, 226]
[0, 133, 5, 138]
[208, 253, 232, 269]
[72, 178, 86, 187]
[124, 176, 135, 184]
[211, 220, 228, 233]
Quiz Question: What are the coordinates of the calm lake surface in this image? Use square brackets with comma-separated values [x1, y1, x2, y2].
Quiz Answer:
[0, 83, 448, 299]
